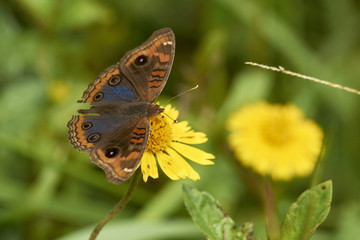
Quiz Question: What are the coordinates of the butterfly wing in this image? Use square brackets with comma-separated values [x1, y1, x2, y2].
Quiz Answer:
[68, 114, 131, 152]
[120, 28, 175, 102]
[68, 115, 150, 184]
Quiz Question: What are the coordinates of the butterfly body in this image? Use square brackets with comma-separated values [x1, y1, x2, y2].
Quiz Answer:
[78, 101, 163, 117]
[68, 28, 175, 184]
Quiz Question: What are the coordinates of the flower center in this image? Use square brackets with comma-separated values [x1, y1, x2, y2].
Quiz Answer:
[262, 117, 292, 147]
[146, 115, 173, 153]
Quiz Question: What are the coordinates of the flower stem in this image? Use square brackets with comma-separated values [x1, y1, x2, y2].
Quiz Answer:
[264, 177, 280, 240]
[89, 170, 141, 240]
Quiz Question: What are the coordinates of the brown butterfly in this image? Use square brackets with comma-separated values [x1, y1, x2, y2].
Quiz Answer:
[67, 28, 175, 184]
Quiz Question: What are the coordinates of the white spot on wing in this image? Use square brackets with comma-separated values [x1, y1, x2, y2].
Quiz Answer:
[163, 41, 173, 46]
[124, 168, 134, 173]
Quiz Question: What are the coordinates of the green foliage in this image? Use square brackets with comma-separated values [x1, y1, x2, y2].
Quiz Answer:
[59, 219, 203, 240]
[183, 185, 256, 240]
[281, 181, 332, 240]
[0, 0, 359, 239]
[183, 182, 332, 240]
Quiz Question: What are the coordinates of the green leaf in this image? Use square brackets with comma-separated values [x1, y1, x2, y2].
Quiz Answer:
[281, 180, 333, 240]
[183, 184, 237, 239]
[183, 185, 257, 240]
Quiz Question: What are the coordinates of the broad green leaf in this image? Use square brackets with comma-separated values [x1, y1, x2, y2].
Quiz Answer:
[281, 180, 332, 240]
[183, 185, 237, 239]
[183, 185, 256, 240]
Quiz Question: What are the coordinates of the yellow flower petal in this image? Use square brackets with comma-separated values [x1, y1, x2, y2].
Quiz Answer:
[172, 121, 208, 144]
[172, 132, 208, 144]
[141, 151, 159, 182]
[169, 142, 215, 165]
[171, 122, 208, 144]
[157, 151, 200, 180]
[156, 152, 180, 180]
[163, 104, 179, 120]
[172, 121, 191, 132]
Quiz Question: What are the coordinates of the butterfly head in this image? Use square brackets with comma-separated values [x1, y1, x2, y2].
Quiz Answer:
[147, 104, 164, 117]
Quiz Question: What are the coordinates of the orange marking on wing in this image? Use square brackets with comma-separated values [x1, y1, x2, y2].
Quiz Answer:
[133, 128, 146, 135]
[75, 116, 94, 148]
[124, 151, 140, 160]
[149, 81, 162, 88]
[152, 70, 165, 77]
[96, 149, 141, 179]
[125, 36, 172, 66]
[97, 149, 118, 164]
[130, 137, 145, 144]
[125, 50, 149, 67]
[157, 53, 170, 63]
[85, 68, 120, 103]
[97, 149, 140, 163]
[148, 37, 171, 63]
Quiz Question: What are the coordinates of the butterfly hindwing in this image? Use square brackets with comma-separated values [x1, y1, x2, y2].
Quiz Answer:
[90, 118, 150, 184]
[68, 114, 150, 184]
[68, 114, 133, 152]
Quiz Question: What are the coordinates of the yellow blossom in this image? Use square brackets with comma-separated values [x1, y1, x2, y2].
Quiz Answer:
[141, 104, 215, 182]
[227, 102, 323, 181]
[49, 80, 70, 103]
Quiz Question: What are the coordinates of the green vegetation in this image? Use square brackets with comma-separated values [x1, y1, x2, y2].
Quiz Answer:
[1, 1, 359, 239]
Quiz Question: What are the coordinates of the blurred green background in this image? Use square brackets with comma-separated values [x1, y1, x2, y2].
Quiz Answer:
[1, 0, 359, 239]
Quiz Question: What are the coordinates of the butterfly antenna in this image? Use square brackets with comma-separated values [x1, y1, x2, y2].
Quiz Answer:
[162, 85, 198, 124]
[161, 113, 178, 123]
[167, 85, 199, 102]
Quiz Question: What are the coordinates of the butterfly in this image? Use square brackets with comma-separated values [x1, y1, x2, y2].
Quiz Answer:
[67, 28, 175, 184]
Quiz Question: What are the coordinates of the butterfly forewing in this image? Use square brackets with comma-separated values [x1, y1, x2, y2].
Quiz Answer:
[77, 65, 140, 104]
[120, 28, 175, 102]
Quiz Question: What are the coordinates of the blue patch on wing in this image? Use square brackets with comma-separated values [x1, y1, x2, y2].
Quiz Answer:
[99, 83, 139, 103]
[82, 115, 132, 137]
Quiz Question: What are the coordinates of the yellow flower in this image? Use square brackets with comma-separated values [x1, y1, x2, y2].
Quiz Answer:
[141, 104, 215, 182]
[49, 80, 70, 103]
[227, 102, 323, 181]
